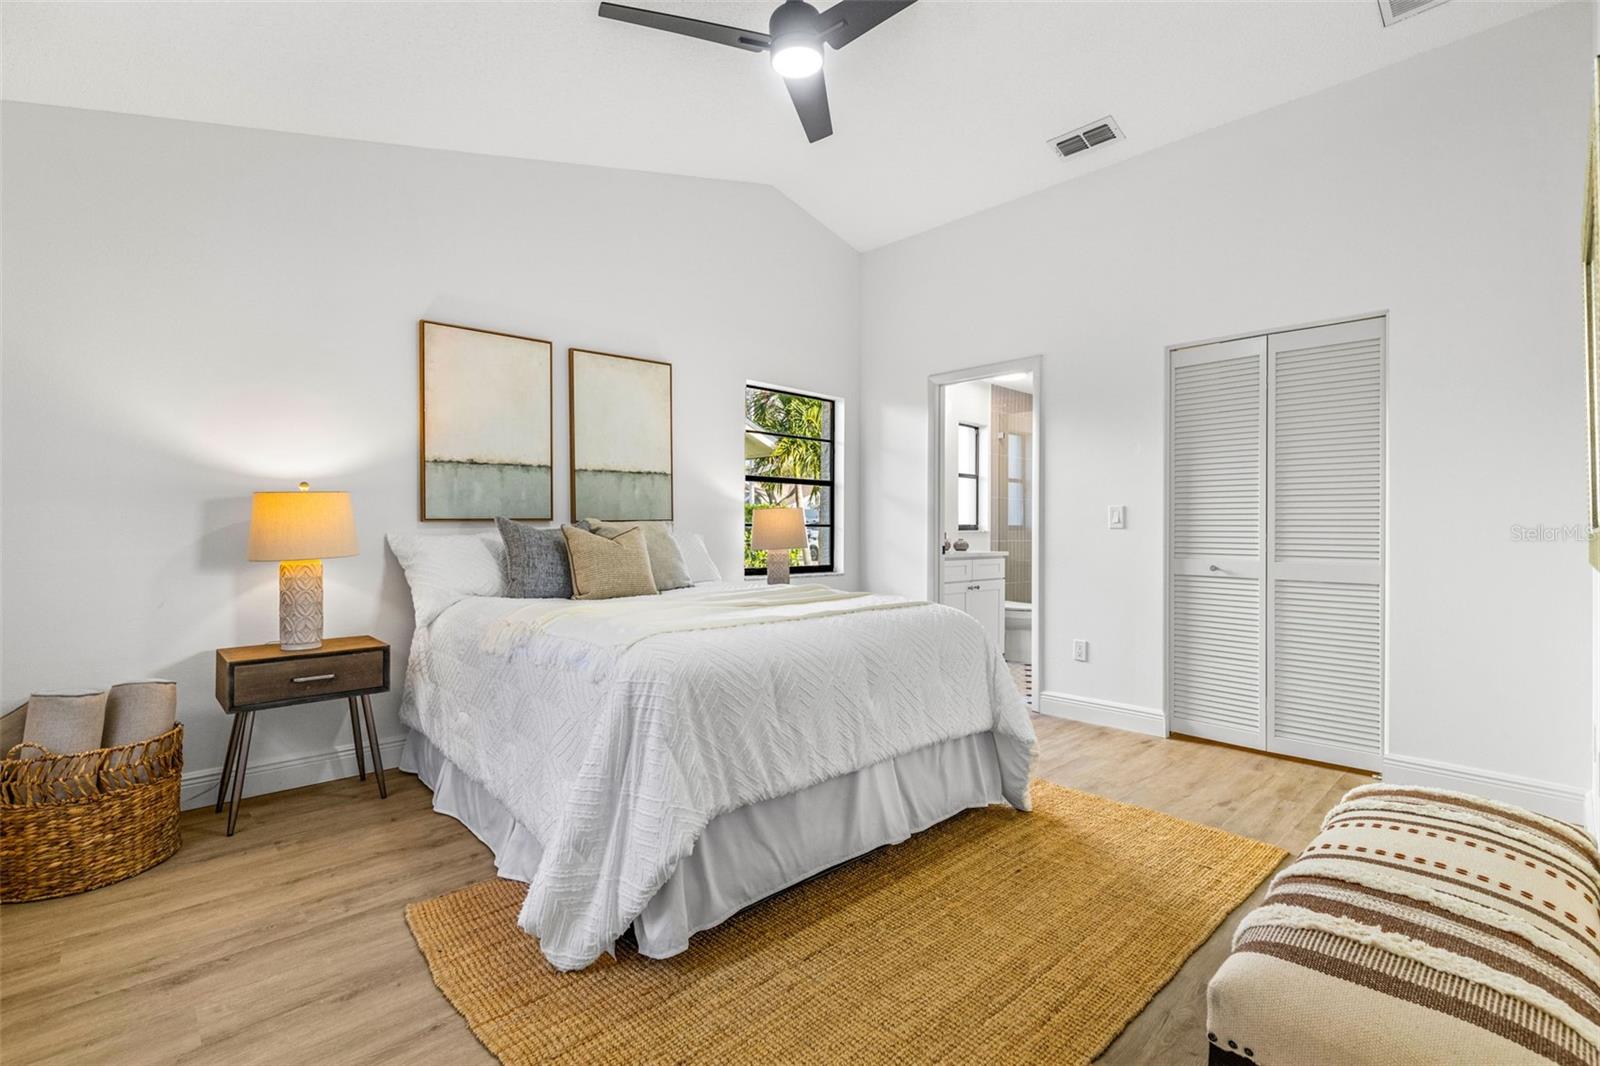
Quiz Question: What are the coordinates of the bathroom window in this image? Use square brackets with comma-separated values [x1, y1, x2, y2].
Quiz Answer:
[1006, 432, 1029, 528]
[957, 422, 981, 531]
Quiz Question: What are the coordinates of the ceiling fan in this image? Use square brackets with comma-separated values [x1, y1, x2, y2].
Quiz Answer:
[597, 0, 917, 143]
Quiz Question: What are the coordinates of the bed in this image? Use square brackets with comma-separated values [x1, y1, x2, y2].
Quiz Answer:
[391, 533, 1037, 972]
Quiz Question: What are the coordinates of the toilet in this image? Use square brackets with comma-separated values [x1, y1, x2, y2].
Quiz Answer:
[1004, 601, 1031, 664]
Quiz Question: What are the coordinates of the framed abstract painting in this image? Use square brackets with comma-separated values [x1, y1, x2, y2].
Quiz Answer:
[419, 320, 553, 520]
[568, 348, 673, 522]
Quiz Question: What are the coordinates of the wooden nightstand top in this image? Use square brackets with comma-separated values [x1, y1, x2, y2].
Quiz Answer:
[217, 634, 387, 667]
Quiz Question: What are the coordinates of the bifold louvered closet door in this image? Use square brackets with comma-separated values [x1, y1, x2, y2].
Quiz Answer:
[1169, 317, 1384, 771]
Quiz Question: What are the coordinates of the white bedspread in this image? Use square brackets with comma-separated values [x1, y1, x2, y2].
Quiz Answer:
[399, 581, 1036, 971]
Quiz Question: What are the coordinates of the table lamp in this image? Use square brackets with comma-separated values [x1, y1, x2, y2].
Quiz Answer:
[751, 507, 807, 585]
[247, 482, 358, 650]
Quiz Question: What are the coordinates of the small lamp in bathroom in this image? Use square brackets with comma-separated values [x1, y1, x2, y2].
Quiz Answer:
[247, 482, 358, 650]
[751, 507, 807, 585]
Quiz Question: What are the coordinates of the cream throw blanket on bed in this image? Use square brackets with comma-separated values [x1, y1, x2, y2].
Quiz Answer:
[491, 584, 921, 649]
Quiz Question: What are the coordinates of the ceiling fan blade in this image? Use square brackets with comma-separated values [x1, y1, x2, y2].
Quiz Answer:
[818, 0, 916, 49]
[784, 69, 833, 143]
[597, 2, 771, 52]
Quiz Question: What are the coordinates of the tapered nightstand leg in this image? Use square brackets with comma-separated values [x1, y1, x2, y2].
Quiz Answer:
[360, 694, 387, 799]
[216, 712, 244, 813]
[347, 697, 367, 781]
[226, 711, 255, 836]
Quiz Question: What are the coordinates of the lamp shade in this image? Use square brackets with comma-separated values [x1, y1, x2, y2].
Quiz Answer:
[247, 486, 358, 561]
[750, 507, 806, 552]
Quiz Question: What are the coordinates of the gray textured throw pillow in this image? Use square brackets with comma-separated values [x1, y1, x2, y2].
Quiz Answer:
[496, 518, 574, 599]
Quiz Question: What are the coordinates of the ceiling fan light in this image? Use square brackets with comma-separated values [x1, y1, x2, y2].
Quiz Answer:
[771, 41, 822, 79]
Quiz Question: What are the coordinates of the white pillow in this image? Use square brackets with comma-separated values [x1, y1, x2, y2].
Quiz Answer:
[386, 530, 506, 626]
[672, 531, 722, 584]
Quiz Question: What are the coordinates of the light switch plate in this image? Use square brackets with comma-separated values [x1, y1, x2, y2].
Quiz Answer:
[1073, 639, 1089, 662]
[1108, 505, 1126, 529]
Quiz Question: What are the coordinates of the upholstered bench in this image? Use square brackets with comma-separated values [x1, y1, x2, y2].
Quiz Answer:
[1207, 783, 1600, 1066]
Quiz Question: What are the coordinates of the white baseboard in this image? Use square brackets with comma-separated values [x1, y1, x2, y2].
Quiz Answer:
[178, 735, 409, 811]
[1381, 752, 1588, 824]
[1037, 691, 1166, 737]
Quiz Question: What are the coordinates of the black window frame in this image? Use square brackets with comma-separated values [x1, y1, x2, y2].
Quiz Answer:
[956, 422, 981, 531]
[745, 385, 837, 576]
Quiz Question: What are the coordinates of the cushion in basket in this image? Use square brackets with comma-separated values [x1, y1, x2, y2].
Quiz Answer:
[562, 524, 658, 601]
[1206, 783, 1600, 1066]
[21, 691, 107, 759]
[0, 703, 24, 756]
[582, 519, 692, 591]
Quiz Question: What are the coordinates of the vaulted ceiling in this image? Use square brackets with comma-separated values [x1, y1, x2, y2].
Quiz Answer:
[1, 0, 1552, 250]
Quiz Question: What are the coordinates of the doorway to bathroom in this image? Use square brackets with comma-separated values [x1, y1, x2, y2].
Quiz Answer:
[927, 356, 1043, 705]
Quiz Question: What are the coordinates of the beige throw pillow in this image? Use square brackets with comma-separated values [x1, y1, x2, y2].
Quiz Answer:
[584, 519, 693, 591]
[563, 524, 660, 600]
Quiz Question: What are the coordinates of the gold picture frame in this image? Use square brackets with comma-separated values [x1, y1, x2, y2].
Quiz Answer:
[1586, 58, 1600, 569]
[419, 320, 555, 521]
[567, 348, 674, 522]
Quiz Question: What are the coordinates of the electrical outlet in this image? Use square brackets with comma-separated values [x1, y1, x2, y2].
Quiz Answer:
[1108, 505, 1126, 530]
[1073, 639, 1089, 662]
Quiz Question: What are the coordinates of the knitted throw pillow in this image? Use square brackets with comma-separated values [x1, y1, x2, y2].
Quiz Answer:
[562, 524, 659, 600]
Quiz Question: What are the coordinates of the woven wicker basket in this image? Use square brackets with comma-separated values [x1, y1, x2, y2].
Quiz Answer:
[0, 723, 183, 902]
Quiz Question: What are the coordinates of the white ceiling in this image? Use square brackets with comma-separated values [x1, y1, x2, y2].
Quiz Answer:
[1, 0, 1552, 250]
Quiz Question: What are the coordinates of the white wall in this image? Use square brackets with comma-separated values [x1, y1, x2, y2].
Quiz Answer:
[861, 2, 1595, 809]
[942, 379, 991, 551]
[1, 103, 859, 805]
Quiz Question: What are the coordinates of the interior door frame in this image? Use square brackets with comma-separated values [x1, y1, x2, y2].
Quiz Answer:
[926, 354, 1045, 695]
[1164, 311, 1389, 748]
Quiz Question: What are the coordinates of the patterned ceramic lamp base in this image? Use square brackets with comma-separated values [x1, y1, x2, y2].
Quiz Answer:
[278, 559, 324, 650]
[766, 553, 791, 585]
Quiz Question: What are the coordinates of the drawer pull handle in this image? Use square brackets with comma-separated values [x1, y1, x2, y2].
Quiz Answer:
[291, 673, 337, 684]
[968, 584, 981, 591]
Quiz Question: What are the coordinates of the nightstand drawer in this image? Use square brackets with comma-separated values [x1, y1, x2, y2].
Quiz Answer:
[232, 650, 385, 707]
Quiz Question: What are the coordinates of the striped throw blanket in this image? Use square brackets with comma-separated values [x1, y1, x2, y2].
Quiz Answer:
[1207, 784, 1600, 1066]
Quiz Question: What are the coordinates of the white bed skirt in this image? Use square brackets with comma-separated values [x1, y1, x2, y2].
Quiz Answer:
[401, 728, 1007, 960]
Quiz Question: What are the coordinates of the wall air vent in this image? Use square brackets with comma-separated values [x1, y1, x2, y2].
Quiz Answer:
[1049, 116, 1123, 161]
[1378, 0, 1452, 26]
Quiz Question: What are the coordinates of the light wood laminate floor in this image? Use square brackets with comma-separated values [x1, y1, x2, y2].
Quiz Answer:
[0, 718, 1370, 1065]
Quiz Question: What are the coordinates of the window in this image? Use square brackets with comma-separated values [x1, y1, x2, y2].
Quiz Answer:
[956, 422, 981, 531]
[745, 385, 835, 574]
[1006, 431, 1028, 528]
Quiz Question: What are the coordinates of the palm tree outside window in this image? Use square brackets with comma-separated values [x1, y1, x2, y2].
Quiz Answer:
[745, 385, 836, 574]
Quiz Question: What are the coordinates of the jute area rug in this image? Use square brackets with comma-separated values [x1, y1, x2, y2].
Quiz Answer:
[406, 779, 1285, 1065]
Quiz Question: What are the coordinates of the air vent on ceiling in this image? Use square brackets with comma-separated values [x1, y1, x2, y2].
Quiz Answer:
[1378, 0, 1452, 26]
[1049, 116, 1124, 160]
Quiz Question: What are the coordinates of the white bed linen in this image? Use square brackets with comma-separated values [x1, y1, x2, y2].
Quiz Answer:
[401, 727, 1008, 959]
[400, 581, 1036, 970]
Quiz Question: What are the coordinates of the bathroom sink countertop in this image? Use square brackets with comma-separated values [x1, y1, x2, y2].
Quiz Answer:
[943, 550, 1008, 559]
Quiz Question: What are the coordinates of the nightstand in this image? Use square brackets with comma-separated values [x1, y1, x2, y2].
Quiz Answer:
[214, 635, 391, 836]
